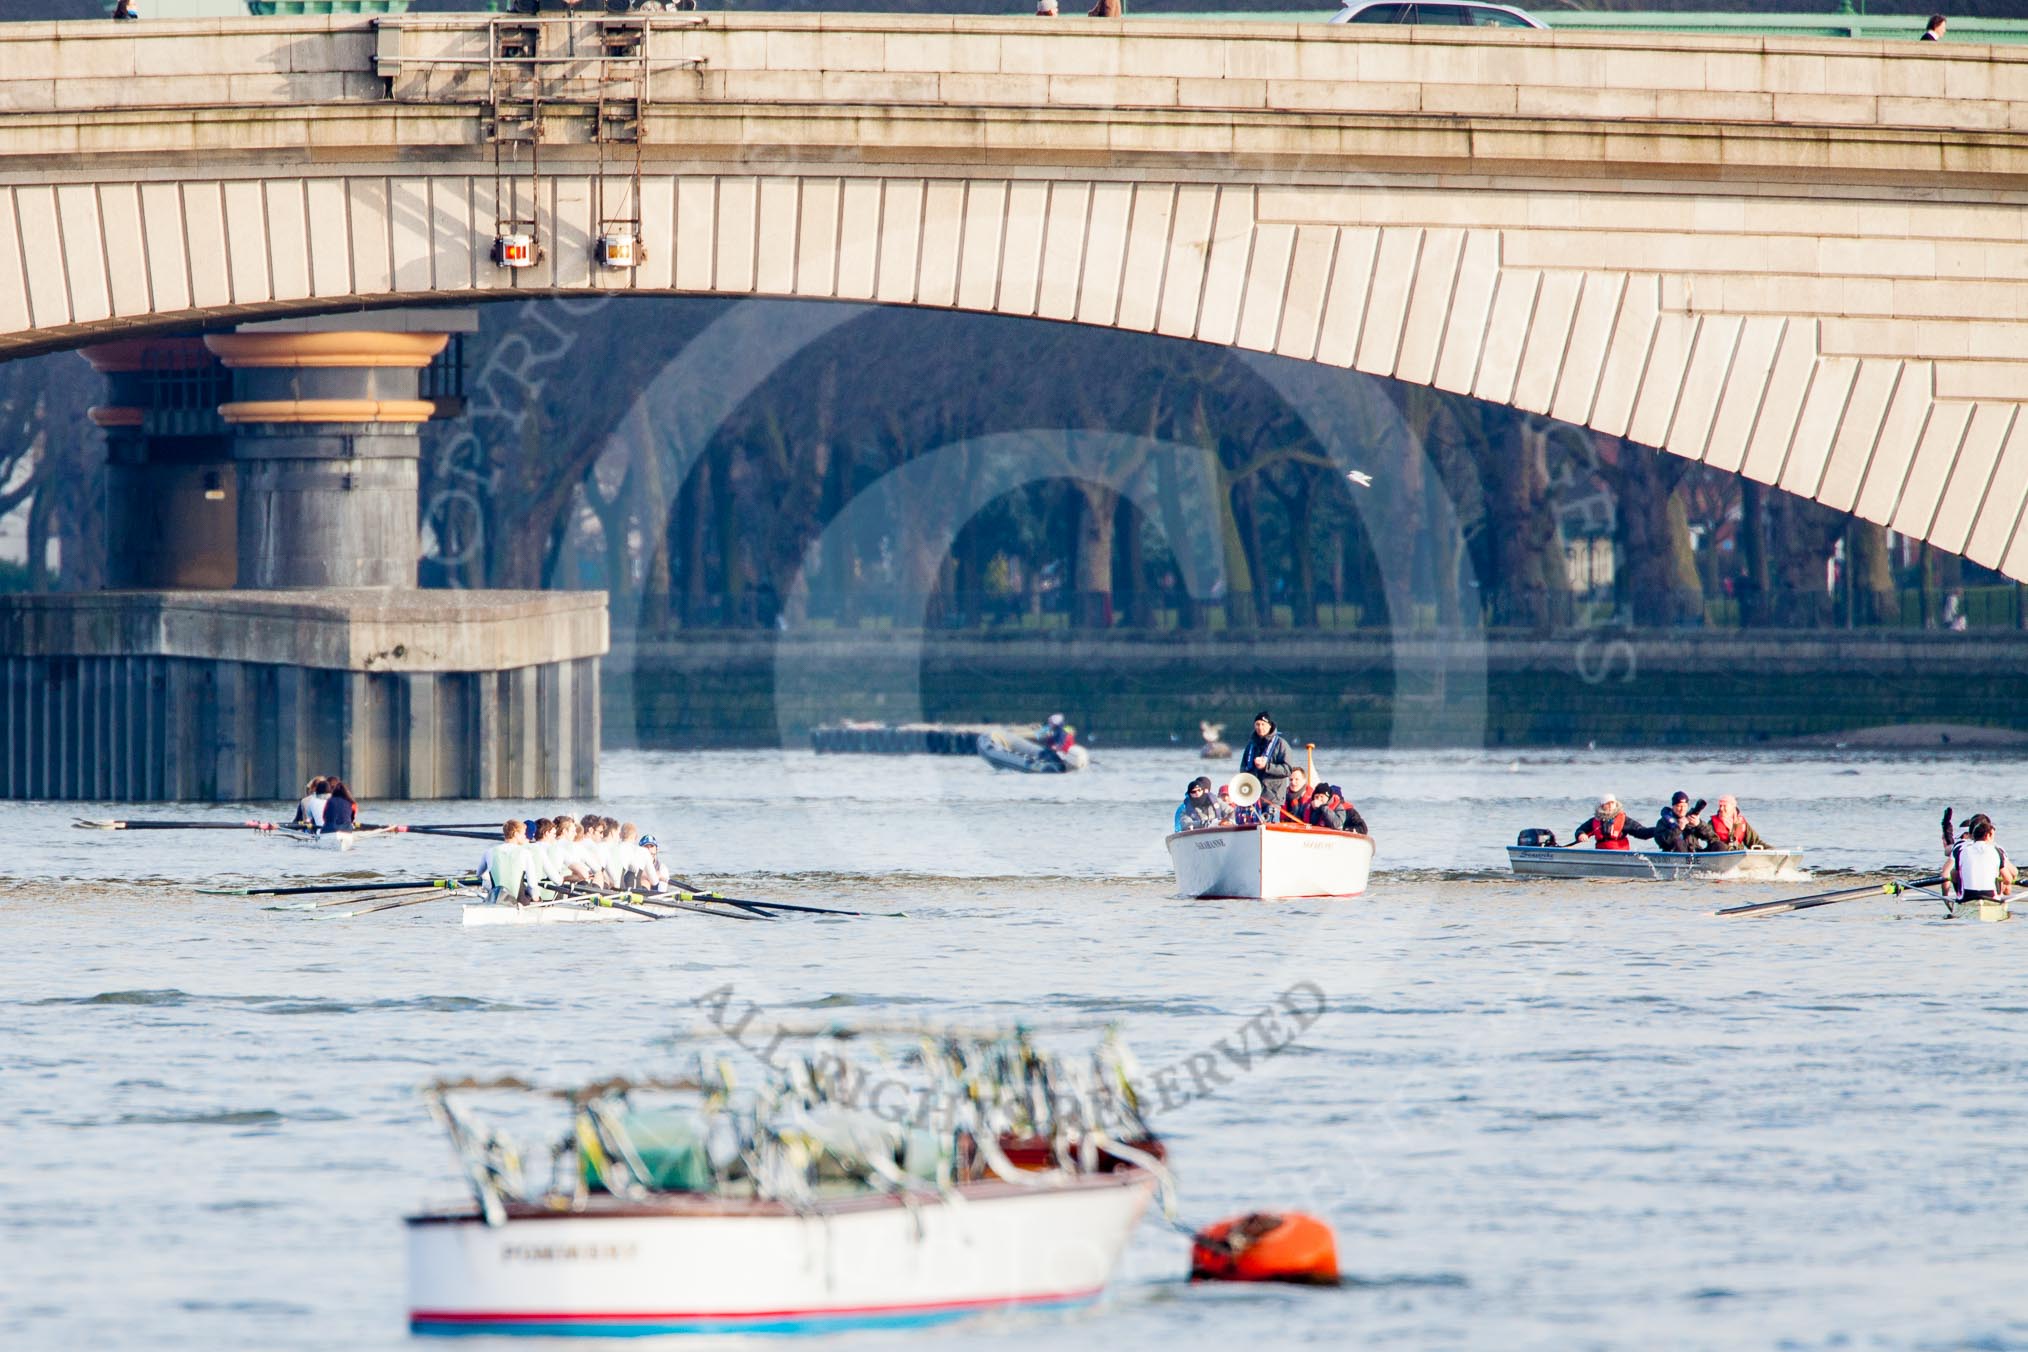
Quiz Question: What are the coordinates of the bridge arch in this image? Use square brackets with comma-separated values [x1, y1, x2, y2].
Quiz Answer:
[5, 16, 2028, 577]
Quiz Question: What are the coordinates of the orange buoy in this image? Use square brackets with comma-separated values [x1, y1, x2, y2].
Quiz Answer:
[1189, 1211, 1339, 1286]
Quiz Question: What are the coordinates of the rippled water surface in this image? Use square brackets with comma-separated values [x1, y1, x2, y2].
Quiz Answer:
[6, 747, 2028, 1351]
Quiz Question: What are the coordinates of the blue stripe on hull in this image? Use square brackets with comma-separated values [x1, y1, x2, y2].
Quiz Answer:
[411, 1293, 1098, 1337]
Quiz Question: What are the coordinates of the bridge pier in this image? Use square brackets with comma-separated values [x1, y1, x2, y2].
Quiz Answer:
[0, 315, 608, 804]
[85, 339, 238, 590]
[209, 331, 440, 590]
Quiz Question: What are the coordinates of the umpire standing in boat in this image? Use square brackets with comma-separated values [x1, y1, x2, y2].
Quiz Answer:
[1238, 711, 1294, 822]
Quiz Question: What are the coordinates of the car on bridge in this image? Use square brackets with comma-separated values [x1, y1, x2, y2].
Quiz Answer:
[1330, 1, 1545, 28]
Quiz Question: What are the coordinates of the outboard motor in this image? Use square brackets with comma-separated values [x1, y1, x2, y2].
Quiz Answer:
[1516, 828, 1558, 848]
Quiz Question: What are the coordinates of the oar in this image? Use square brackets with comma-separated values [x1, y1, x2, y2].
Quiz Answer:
[662, 876, 903, 919]
[401, 827, 501, 841]
[584, 881, 777, 921]
[200, 876, 477, 897]
[267, 887, 446, 912]
[1716, 875, 1945, 919]
[76, 818, 279, 831]
[560, 884, 764, 923]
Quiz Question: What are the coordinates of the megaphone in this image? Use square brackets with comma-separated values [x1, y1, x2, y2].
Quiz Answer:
[1228, 773, 1263, 807]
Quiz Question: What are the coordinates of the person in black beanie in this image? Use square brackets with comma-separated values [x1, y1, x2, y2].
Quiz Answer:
[1237, 711, 1294, 821]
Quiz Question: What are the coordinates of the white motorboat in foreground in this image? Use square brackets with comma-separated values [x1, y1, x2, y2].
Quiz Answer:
[407, 1028, 1174, 1336]
[1506, 845, 1805, 880]
[410, 1170, 1155, 1336]
[1166, 823, 1375, 899]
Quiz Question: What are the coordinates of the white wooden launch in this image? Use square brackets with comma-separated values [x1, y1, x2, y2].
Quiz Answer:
[1165, 823, 1375, 899]
[408, 1170, 1155, 1336]
[1507, 846, 1805, 881]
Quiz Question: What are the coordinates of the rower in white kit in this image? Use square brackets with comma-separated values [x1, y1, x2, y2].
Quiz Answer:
[478, 819, 546, 905]
[1946, 813, 2015, 905]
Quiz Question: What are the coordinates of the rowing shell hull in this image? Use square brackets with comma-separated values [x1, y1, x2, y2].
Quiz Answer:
[407, 1171, 1154, 1336]
[1506, 846, 1805, 880]
[462, 903, 631, 926]
[1166, 823, 1374, 899]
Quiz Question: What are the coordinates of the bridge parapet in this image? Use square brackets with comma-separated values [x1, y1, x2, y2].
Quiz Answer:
[3, 15, 2028, 179]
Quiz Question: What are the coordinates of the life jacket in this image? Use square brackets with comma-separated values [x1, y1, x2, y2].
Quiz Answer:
[1589, 812, 1630, 850]
[1708, 814, 1747, 848]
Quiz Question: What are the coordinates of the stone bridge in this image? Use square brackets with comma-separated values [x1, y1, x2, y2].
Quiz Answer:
[3, 12, 2028, 579]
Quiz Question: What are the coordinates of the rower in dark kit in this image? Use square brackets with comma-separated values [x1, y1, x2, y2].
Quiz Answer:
[1237, 712, 1294, 822]
[1285, 768, 1314, 821]
[1573, 795, 1656, 850]
[321, 779, 359, 834]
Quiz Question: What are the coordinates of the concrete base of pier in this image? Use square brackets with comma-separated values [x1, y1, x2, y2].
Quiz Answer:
[0, 589, 606, 802]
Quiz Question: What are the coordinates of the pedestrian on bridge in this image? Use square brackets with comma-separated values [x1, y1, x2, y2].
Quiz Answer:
[1922, 14, 1947, 40]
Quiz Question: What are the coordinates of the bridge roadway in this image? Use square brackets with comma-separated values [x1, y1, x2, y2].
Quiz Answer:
[3, 14, 2028, 578]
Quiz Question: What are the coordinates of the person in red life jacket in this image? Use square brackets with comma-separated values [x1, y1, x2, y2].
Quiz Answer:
[1284, 767, 1314, 822]
[1573, 794, 1654, 850]
[1700, 795, 1767, 851]
[1037, 713, 1077, 768]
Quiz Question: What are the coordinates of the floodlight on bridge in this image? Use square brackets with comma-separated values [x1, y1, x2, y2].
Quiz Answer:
[595, 231, 639, 270]
[492, 233, 539, 269]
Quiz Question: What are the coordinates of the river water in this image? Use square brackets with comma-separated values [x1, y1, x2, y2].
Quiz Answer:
[5, 747, 2026, 1351]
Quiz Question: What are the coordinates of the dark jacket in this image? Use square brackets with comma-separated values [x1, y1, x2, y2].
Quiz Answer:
[1239, 729, 1294, 804]
[1654, 806, 1703, 853]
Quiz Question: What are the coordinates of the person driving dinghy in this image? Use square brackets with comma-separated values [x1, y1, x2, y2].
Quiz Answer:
[1573, 795, 1656, 850]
